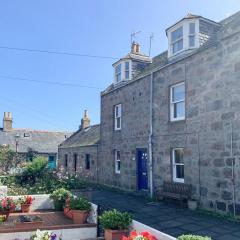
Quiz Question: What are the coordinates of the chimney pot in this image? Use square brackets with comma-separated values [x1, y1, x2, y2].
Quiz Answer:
[80, 110, 90, 130]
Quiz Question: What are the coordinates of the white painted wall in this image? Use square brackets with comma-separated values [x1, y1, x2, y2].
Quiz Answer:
[0, 227, 97, 240]
[131, 220, 176, 240]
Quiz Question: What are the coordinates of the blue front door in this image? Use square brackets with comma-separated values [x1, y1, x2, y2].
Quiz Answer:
[137, 149, 148, 190]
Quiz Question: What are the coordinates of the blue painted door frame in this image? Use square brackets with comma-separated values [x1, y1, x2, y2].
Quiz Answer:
[137, 148, 148, 190]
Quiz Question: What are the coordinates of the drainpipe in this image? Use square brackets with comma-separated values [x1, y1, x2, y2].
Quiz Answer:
[148, 72, 153, 199]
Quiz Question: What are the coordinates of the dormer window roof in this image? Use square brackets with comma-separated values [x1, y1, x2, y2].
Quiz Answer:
[166, 13, 221, 58]
[112, 42, 151, 84]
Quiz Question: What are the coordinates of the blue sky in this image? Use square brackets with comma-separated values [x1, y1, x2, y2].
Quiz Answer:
[0, 0, 239, 131]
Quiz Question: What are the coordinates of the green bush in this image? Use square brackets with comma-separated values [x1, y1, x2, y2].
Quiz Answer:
[69, 197, 91, 211]
[178, 235, 211, 240]
[99, 209, 132, 230]
[17, 156, 48, 184]
[50, 188, 72, 211]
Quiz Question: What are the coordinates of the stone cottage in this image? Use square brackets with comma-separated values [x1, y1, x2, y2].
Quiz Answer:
[0, 112, 71, 169]
[58, 111, 100, 182]
[98, 12, 240, 215]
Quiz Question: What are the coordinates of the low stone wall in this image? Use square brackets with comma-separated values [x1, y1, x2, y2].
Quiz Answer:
[0, 227, 97, 240]
[131, 220, 176, 240]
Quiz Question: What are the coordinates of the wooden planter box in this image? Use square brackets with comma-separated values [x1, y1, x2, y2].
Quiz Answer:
[104, 229, 128, 240]
[15, 220, 43, 229]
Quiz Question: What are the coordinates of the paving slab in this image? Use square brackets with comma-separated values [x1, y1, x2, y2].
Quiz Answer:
[77, 188, 240, 240]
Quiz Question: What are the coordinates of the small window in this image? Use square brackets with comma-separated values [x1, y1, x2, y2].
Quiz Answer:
[170, 83, 185, 121]
[115, 150, 121, 174]
[64, 154, 68, 168]
[114, 104, 122, 130]
[189, 23, 195, 47]
[85, 154, 90, 170]
[73, 154, 78, 172]
[115, 64, 121, 82]
[24, 133, 30, 138]
[171, 26, 183, 54]
[125, 62, 130, 79]
[172, 148, 184, 183]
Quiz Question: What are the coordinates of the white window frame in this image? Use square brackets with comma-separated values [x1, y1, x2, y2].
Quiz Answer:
[114, 104, 122, 130]
[115, 150, 121, 174]
[167, 19, 199, 58]
[171, 26, 183, 55]
[188, 22, 196, 48]
[114, 60, 131, 83]
[115, 64, 121, 83]
[172, 148, 184, 183]
[170, 82, 185, 122]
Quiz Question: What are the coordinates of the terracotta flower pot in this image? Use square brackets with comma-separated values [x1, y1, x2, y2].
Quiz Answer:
[104, 229, 128, 240]
[64, 207, 73, 219]
[0, 211, 10, 221]
[21, 204, 31, 213]
[72, 210, 89, 224]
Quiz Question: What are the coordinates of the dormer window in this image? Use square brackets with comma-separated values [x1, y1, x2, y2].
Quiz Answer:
[114, 61, 131, 83]
[167, 15, 201, 58]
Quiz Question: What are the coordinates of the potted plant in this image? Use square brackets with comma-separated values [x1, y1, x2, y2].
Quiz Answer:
[0, 197, 16, 220]
[30, 229, 58, 240]
[50, 188, 72, 211]
[69, 197, 91, 224]
[178, 234, 211, 240]
[63, 196, 73, 219]
[187, 198, 198, 211]
[19, 195, 34, 213]
[99, 209, 132, 240]
[122, 231, 157, 240]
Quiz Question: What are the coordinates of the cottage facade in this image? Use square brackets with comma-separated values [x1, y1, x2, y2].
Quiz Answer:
[59, 12, 240, 215]
[58, 111, 100, 182]
[98, 12, 240, 214]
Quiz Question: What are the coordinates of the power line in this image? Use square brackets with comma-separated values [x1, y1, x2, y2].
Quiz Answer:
[0, 46, 119, 60]
[0, 74, 101, 89]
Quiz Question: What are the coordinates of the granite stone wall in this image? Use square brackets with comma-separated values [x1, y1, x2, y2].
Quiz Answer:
[58, 146, 98, 182]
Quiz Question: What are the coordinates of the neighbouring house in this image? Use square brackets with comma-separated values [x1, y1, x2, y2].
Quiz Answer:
[58, 111, 100, 182]
[59, 11, 240, 216]
[0, 112, 71, 169]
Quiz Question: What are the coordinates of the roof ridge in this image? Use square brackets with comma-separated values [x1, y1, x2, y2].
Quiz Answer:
[11, 128, 71, 134]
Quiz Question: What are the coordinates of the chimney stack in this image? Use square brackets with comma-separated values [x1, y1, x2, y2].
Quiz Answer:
[3, 112, 13, 131]
[80, 110, 90, 130]
[131, 41, 140, 54]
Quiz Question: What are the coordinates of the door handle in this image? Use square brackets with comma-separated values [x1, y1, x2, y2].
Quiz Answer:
[142, 173, 147, 176]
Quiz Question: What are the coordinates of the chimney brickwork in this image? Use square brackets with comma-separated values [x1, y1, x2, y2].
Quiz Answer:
[3, 112, 13, 131]
[80, 110, 90, 130]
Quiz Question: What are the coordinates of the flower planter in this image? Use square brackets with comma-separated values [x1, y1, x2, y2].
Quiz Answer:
[21, 204, 31, 213]
[72, 210, 89, 224]
[64, 207, 73, 219]
[0, 211, 10, 221]
[104, 229, 128, 240]
[188, 200, 198, 210]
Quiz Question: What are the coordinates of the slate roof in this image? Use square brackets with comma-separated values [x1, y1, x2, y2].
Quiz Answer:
[102, 11, 240, 96]
[58, 124, 100, 149]
[0, 128, 72, 154]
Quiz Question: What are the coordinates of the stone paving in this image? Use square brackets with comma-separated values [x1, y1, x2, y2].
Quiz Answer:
[79, 188, 240, 240]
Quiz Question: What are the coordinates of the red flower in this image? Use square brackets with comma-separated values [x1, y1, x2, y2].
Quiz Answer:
[122, 231, 157, 240]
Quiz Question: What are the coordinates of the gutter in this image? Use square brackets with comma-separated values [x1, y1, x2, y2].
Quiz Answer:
[148, 72, 153, 199]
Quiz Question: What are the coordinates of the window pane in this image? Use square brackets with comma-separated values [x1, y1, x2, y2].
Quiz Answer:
[116, 118, 121, 128]
[115, 64, 121, 82]
[174, 102, 185, 118]
[174, 149, 184, 163]
[125, 70, 129, 79]
[172, 84, 185, 102]
[117, 151, 120, 160]
[172, 40, 183, 54]
[189, 23, 195, 34]
[115, 106, 119, 117]
[125, 62, 129, 70]
[171, 27, 183, 42]
[189, 36, 195, 47]
[117, 161, 121, 171]
[176, 165, 184, 179]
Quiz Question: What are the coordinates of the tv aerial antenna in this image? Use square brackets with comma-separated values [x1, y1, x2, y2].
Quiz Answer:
[131, 30, 141, 45]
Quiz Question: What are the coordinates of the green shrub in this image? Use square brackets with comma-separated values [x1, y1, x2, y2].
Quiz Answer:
[178, 235, 211, 240]
[50, 188, 72, 210]
[69, 197, 91, 211]
[99, 209, 132, 230]
[17, 156, 48, 184]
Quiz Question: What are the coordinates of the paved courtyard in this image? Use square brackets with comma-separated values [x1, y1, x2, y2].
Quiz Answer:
[78, 187, 240, 240]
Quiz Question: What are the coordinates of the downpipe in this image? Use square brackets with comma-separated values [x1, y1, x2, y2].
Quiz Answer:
[149, 72, 153, 199]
